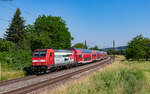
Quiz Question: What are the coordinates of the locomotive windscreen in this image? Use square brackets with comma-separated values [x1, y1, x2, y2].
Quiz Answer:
[33, 50, 47, 57]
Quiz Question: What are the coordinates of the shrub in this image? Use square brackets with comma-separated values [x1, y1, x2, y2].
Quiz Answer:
[0, 39, 15, 52]
[0, 50, 32, 70]
[9, 50, 32, 70]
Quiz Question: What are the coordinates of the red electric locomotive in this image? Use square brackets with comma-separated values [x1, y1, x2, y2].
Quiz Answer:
[32, 48, 75, 73]
[32, 49, 54, 72]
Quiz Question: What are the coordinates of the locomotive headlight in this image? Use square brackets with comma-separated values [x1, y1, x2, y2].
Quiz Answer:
[32, 60, 38, 62]
[40, 60, 46, 62]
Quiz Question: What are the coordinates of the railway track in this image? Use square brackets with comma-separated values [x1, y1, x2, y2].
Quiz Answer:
[0, 76, 36, 87]
[1, 57, 113, 94]
[0, 57, 109, 87]
[0, 61, 90, 87]
[0, 59, 105, 87]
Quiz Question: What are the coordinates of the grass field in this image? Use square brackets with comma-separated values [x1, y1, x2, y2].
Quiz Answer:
[0, 62, 1, 81]
[44, 55, 150, 94]
[0, 62, 25, 81]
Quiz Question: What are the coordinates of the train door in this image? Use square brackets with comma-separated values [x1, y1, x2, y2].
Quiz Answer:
[50, 52, 54, 64]
[48, 51, 54, 69]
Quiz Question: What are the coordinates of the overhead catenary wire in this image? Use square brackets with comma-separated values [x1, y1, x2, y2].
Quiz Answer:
[0, 3, 36, 29]
[6, 3, 35, 17]
[0, 18, 10, 22]
[8, 2, 43, 17]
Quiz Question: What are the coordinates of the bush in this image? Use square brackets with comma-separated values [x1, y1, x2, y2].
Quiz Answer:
[0, 39, 15, 52]
[0, 50, 32, 70]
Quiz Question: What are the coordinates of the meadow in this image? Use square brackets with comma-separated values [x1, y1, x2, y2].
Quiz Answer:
[46, 56, 150, 94]
[0, 62, 25, 81]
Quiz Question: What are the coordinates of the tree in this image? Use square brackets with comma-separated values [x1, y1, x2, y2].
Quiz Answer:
[89, 45, 99, 50]
[5, 8, 25, 44]
[125, 35, 150, 60]
[142, 37, 150, 60]
[72, 43, 87, 49]
[26, 15, 72, 50]
[116, 50, 125, 55]
[107, 49, 113, 55]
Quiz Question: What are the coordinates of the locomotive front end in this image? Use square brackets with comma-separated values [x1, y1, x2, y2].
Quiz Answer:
[32, 49, 48, 72]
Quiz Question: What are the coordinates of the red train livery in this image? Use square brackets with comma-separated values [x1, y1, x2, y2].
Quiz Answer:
[32, 48, 108, 73]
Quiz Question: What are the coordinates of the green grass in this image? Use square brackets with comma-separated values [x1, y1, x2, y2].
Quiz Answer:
[49, 57, 150, 94]
[0, 62, 1, 81]
[91, 66, 146, 94]
[0, 62, 25, 81]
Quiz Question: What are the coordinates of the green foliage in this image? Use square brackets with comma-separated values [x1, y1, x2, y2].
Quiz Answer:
[21, 31, 52, 51]
[126, 35, 150, 60]
[107, 49, 113, 55]
[107, 49, 125, 55]
[0, 50, 32, 70]
[72, 43, 87, 49]
[5, 8, 25, 44]
[27, 15, 72, 50]
[116, 50, 125, 55]
[89, 45, 99, 50]
[0, 39, 15, 52]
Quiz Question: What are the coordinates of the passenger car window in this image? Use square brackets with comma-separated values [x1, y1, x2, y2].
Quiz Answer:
[79, 55, 82, 58]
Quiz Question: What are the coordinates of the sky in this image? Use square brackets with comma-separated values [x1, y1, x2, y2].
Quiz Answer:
[0, 0, 150, 48]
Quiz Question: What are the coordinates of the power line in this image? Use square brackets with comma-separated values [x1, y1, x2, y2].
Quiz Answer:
[1, 2, 35, 17]
[0, 18, 10, 22]
[0, 0, 13, 2]
[8, 2, 41, 17]
[0, 4, 35, 23]
[8, 3, 35, 17]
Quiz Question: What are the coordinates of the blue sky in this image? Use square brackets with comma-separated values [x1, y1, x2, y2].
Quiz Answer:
[0, 0, 150, 48]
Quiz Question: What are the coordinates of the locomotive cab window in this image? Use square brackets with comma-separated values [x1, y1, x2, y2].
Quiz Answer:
[33, 50, 47, 57]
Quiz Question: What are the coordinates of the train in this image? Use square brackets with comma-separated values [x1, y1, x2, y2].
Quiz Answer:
[32, 48, 108, 73]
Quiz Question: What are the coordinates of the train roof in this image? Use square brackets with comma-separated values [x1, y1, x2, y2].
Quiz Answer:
[73, 48, 91, 53]
[54, 49, 73, 53]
